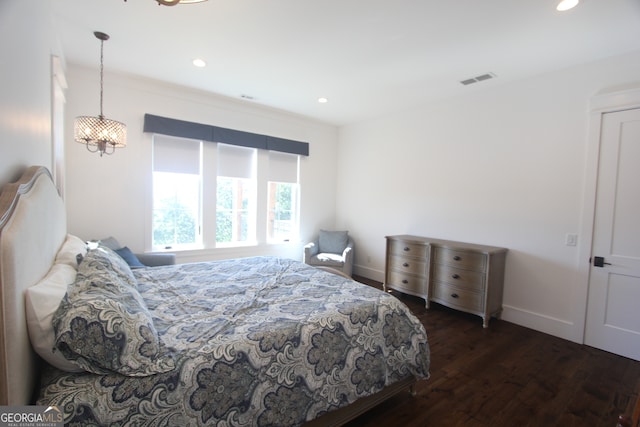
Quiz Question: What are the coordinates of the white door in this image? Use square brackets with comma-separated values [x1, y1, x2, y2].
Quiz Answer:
[585, 107, 640, 361]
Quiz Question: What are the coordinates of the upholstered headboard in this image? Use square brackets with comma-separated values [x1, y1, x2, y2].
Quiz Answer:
[0, 166, 67, 405]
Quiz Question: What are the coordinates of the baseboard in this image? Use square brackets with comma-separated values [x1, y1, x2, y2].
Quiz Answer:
[353, 264, 384, 283]
[350, 269, 583, 345]
[501, 304, 581, 344]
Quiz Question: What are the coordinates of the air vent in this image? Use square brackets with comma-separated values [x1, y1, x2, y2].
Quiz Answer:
[460, 72, 496, 86]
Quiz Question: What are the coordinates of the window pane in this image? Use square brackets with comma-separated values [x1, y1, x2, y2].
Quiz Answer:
[216, 177, 254, 244]
[267, 181, 299, 242]
[152, 172, 200, 249]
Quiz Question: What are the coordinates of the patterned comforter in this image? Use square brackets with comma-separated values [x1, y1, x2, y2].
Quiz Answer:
[38, 256, 430, 426]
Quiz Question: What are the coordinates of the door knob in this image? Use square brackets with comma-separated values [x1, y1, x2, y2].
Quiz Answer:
[593, 256, 612, 267]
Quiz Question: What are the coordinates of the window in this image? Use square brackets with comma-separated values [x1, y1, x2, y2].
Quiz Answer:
[151, 135, 202, 250]
[216, 177, 254, 244]
[216, 144, 256, 245]
[150, 135, 299, 250]
[267, 151, 299, 243]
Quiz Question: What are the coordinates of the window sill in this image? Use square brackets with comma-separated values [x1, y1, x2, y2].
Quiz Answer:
[155, 241, 303, 265]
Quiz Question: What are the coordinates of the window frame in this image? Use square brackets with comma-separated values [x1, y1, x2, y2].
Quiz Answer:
[215, 176, 257, 247]
[151, 135, 203, 251]
[148, 135, 300, 252]
[267, 181, 300, 244]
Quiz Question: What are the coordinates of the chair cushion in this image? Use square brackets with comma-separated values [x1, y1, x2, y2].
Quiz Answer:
[318, 230, 349, 255]
[311, 253, 345, 268]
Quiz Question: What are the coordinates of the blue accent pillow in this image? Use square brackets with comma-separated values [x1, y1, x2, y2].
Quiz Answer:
[115, 246, 146, 269]
[318, 230, 349, 255]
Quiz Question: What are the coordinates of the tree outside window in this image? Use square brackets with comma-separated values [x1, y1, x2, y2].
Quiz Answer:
[152, 172, 200, 249]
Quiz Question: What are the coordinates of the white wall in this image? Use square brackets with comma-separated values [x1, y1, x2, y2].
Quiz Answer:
[7, 0, 639, 346]
[337, 50, 640, 343]
[0, 0, 55, 186]
[64, 65, 339, 263]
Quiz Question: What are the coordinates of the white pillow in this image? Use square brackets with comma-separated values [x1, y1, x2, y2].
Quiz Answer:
[25, 263, 83, 372]
[54, 234, 88, 269]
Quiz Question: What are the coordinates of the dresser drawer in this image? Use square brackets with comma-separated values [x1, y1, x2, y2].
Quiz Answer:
[434, 247, 486, 271]
[432, 283, 483, 312]
[432, 264, 485, 292]
[387, 270, 427, 293]
[389, 255, 427, 277]
[389, 240, 428, 259]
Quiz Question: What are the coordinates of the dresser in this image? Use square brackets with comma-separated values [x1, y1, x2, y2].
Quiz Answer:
[384, 235, 507, 328]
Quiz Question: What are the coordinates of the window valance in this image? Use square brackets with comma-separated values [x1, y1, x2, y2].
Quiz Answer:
[143, 114, 309, 156]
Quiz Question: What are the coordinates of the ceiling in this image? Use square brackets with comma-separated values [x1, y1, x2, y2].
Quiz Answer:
[51, 0, 640, 126]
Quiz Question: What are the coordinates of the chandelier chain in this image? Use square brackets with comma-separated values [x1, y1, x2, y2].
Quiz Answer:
[99, 37, 104, 118]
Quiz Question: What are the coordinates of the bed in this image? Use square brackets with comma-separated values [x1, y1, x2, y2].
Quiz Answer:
[0, 166, 430, 426]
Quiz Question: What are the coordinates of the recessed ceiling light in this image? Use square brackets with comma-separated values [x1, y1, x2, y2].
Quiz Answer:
[192, 58, 207, 68]
[556, 0, 579, 11]
[318, 97, 328, 103]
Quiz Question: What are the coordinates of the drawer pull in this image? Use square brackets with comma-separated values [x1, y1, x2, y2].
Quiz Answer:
[403, 247, 410, 252]
[452, 274, 460, 279]
[402, 279, 409, 284]
[403, 262, 409, 267]
[451, 293, 459, 298]
[453, 255, 461, 261]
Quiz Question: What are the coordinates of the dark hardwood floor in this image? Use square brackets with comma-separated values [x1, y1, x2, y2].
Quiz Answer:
[345, 275, 640, 427]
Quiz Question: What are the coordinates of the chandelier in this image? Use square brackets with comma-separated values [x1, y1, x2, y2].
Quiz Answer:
[74, 31, 126, 157]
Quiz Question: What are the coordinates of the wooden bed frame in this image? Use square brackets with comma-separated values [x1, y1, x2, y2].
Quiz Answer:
[0, 165, 415, 424]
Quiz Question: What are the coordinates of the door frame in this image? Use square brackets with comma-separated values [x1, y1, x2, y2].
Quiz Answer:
[577, 87, 640, 344]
